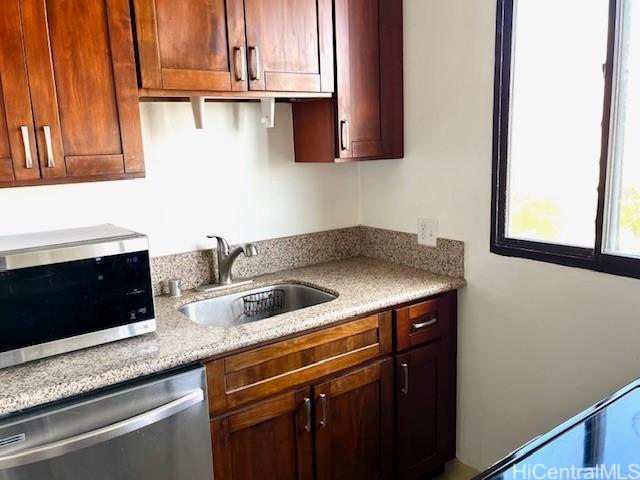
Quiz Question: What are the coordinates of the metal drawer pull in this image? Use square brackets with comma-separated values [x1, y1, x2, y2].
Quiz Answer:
[20, 126, 33, 169]
[319, 393, 328, 428]
[401, 362, 409, 395]
[303, 397, 312, 432]
[412, 317, 437, 330]
[43, 125, 55, 168]
[340, 120, 350, 151]
[235, 46, 247, 81]
[249, 45, 261, 81]
[0, 388, 204, 470]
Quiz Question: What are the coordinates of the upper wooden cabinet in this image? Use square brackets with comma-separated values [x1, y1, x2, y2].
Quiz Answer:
[134, 0, 334, 95]
[292, 0, 404, 162]
[243, 0, 333, 93]
[0, 0, 144, 188]
[0, 0, 40, 184]
[134, 0, 248, 92]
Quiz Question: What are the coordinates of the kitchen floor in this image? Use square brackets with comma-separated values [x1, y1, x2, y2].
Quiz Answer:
[436, 460, 480, 480]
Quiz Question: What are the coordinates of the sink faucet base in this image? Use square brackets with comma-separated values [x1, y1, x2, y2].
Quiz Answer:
[196, 279, 254, 293]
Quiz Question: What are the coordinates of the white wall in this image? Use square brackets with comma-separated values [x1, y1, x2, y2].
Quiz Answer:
[359, 0, 640, 470]
[0, 102, 359, 255]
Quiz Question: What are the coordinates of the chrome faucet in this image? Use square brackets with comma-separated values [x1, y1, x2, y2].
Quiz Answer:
[197, 236, 258, 292]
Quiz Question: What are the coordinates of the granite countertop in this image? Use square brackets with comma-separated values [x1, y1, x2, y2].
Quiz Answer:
[0, 257, 465, 417]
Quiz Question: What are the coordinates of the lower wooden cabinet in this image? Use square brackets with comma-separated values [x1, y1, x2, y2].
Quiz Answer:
[395, 341, 451, 478]
[315, 359, 393, 480]
[210, 388, 313, 480]
[394, 291, 457, 479]
[210, 359, 393, 480]
[205, 292, 458, 480]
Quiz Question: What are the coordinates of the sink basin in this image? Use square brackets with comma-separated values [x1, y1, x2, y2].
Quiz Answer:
[178, 283, 337, 327]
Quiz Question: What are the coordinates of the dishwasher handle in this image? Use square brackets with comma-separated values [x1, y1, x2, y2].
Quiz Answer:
[0, 388, 204, 470]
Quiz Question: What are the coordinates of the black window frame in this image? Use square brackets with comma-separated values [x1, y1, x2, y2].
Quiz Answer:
[491, 0, 640, 280]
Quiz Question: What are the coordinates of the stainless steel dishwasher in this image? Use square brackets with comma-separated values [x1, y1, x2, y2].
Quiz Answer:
[0, 365, 213, 480]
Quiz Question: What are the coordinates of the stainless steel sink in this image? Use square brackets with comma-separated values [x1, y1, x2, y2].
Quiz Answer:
[178, 283, 337, 327]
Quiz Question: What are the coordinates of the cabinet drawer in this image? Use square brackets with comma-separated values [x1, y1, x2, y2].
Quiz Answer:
[205, 312, 392, 416]
[393, 293, 453, 351]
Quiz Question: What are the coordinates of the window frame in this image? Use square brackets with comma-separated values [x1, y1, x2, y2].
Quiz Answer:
[490, 0, 640, 279]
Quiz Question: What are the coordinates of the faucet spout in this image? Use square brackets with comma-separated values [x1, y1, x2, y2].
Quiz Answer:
[205, 235, 259, 286]
[242, 243, 258, 257]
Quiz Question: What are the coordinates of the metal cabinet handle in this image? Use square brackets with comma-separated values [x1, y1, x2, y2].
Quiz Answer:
[303, 397, 312, 433]
[340, 120, 350, 151]
[249, 45, 261, 81]
[318, 393, 328, 428]
[43, 125, 55, 168]
[235, 46, 247, 81]
[0, 388, 204, 470]
[401, 362, 409, 395]
[20, 126, 33, 169]
[412, 317, 437, 330]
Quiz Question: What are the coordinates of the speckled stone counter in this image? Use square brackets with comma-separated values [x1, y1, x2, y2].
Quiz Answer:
[0, 257, 465, 417]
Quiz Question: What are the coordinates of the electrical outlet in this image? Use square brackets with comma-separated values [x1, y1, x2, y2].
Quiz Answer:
[417, 218, 439, 247]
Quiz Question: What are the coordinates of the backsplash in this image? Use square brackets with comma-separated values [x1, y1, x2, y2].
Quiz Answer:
[151, 227, 362, 294]
[360, 227, 464, 278]
[151, 226, 464, 295]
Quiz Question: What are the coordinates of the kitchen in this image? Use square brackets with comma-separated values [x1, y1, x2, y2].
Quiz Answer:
[2, 0, 640, 479]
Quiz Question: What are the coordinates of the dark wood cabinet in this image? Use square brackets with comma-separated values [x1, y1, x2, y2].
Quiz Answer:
[315, 359, 394, 480]
[205, 313, 391, 416]
[243, 0, 333, 93]
[396, 341, 451, 478]
[292, 0, 403, 162]
[0, 0, 144, 188]
[211, 388, 314, 480]
[393, 292, 457, 479]
[134, 0, 247, 92]
[0, 0, 43, 184]
[134, 0, 333, 96]
[210, 359, 394, 480]
[205, 292, 456, 480]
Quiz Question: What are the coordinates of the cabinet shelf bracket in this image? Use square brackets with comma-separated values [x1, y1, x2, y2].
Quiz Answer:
[190, 96, 206, 129]
[260, 97, 275, 128]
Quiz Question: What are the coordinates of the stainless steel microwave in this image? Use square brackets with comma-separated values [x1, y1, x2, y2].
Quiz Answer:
[0, 225, 156, 369]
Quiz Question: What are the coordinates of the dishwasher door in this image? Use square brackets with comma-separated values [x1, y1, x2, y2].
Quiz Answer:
[0, 365, 213, 480]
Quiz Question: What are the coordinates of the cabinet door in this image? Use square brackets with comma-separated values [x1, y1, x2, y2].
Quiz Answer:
[134, 0, 247, 92]
[335, 0, 403, 160]
[292, 0, 403, 163]
[314, 359, 393, 480]
[334, 0, 381, 159]
[21, 0, 144, 180]
[0, 0, 40, 184]
[211, 388, 313, 480]
[395, 340, 453, 479]
[244, 0, 333, 93]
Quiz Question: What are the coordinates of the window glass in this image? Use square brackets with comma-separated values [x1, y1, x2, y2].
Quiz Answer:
[506, 0, 609, 247]
[605, 0, 640, 258]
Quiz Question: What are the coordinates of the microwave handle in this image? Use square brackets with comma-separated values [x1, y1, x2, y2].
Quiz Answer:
[0, 388, 204, 470]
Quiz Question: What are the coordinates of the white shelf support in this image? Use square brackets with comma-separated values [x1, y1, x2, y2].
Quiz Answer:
[190, 96, 206, 130]
[190, 96, 275, 129]
[260, 97, 275, 128]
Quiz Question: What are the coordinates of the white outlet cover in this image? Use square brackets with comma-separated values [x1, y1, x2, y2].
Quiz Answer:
[417, 218, 439, 247]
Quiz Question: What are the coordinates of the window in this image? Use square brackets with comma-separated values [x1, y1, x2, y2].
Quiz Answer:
[492, 0, 640, 278]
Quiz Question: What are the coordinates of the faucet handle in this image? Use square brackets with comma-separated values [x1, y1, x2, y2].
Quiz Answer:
[206, 235, 230, 256]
